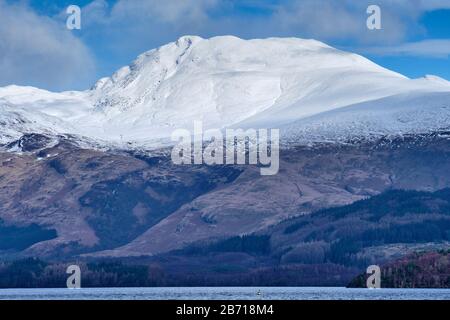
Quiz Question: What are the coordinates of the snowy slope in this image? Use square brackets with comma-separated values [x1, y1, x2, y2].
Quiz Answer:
[282, 91, 450, 144]
[0, 35, 449, 148]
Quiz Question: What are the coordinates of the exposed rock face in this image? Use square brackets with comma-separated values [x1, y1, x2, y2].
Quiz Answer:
[1, 133, 450, 259]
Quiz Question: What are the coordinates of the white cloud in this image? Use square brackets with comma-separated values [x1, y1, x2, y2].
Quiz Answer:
[80, 0, 450, 49]
[111, 0, 218, 24]
[0, 1, 95, 91]
[270, 0, 435, 44]
[79, 0, 223, 61]
[363, 39, 450, 58]
[82, 0, 218, 28]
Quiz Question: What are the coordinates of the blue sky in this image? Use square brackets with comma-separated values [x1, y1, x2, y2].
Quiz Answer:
[1, 0, 449, 91]
[366, 9, 450, 80]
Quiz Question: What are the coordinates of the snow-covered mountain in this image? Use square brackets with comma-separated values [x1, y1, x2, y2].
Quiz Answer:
[1, 35, 450, 148]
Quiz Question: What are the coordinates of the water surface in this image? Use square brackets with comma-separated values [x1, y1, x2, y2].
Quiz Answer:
[1, 287, 449, 300]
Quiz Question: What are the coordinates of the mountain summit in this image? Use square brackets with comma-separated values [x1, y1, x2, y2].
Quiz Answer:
[1, 35, 449, 148]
